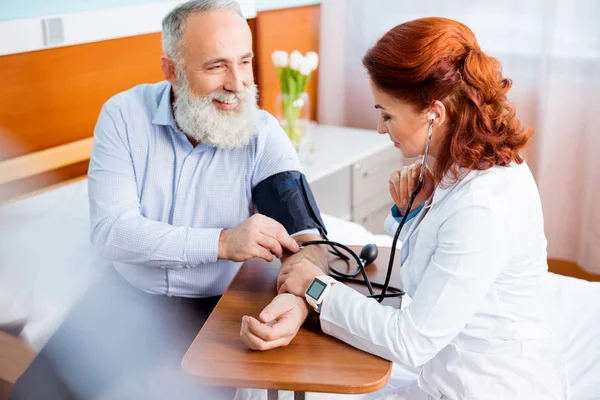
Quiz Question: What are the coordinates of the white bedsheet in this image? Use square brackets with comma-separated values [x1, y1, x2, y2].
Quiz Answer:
[0, 179, 108, 349]
[545, 273, 600, 399]
[0, 179, 598, 398]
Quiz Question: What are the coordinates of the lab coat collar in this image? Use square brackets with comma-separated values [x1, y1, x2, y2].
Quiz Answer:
[430, 166, 476, 207]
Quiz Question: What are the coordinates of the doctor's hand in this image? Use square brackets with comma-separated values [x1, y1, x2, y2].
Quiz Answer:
[278, 234, 328, 292]
[389, 160, 435, 214]
[241, 293, 309, 351]
[278, 259, 324, 297]
[218, 214, 300, 262]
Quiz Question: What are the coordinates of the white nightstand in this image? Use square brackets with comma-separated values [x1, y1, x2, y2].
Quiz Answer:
[300, 124, 405, 234]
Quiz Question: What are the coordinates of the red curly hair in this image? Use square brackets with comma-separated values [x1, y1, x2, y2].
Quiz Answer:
[363, 17, 533, 184]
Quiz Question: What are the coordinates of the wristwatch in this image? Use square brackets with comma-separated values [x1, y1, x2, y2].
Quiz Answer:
[305, 275, 337, 313]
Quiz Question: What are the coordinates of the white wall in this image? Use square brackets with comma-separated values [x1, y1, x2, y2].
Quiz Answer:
[0, 1, 257, 56]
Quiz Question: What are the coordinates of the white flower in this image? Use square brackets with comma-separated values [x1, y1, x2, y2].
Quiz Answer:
[271, 50, 289, 68]
[299, 57, 313, 76]
[289, 50, 303, 71]
[305, 51, 319, 70]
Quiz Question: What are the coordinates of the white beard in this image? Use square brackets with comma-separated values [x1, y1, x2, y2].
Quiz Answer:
[172, 69, 260, 149]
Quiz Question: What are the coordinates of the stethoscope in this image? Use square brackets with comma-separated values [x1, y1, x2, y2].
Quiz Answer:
[302, 116, 435, 303]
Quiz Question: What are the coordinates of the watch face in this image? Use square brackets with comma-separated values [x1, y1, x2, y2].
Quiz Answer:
[306, 278, 327, 301]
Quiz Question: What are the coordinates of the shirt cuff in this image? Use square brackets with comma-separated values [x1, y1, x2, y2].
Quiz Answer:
[291, 228, 321, 238]
[391, 203, 424, 223]
[184, 227, 222, 267]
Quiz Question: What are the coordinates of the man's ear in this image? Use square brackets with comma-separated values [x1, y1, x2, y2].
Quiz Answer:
[160, 55, 177, 87]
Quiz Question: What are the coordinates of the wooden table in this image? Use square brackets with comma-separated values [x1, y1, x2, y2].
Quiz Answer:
[0, 329, 35, 395]
[182, 246, 402, 399]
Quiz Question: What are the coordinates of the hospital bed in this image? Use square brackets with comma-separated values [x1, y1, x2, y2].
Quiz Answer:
[0, 140, 599, 399]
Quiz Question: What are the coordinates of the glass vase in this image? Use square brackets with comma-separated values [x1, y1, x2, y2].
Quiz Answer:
[276, 92, 310, 150]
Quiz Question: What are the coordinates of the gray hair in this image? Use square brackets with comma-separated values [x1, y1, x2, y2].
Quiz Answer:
[162, 0, 243, 65]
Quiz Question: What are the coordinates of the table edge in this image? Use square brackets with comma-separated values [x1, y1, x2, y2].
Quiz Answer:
[181, 357, 393, 394]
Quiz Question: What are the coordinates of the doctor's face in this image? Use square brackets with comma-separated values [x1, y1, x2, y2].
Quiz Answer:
[369, 80, 439, 158]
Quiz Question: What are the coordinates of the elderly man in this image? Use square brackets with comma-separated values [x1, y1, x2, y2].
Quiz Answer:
[11, 1, 327, 398]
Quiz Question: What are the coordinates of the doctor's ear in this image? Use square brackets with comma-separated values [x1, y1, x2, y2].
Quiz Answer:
[427, 101, 446, 126]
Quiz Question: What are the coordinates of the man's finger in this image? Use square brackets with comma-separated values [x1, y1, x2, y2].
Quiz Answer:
[274, 231, 300, 254]
[258, 294, 295, 323]
[242, 325, 291, 351]
[254, 245, 273, 262]
[240, 318, 269, 350]
[253, 215, 297, 250]
[242, 317, 292, 350]
[261, 219, 300, 254]
[245, 316, 295, 342]
[257, 234, 283, 259]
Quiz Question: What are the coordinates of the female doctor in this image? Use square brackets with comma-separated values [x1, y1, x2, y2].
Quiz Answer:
[238, 17, 566, 399]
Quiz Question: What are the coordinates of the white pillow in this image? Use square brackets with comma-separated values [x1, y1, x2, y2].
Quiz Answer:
[322, 213, 393, 248]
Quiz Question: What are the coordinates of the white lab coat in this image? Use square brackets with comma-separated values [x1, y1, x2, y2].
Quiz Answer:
[235, 162, 568, 400]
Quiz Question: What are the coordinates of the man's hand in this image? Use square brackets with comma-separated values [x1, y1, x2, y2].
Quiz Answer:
[218, 214, 300, 262]
[239, 234, 327, 351]
[240, 293, 309, 351]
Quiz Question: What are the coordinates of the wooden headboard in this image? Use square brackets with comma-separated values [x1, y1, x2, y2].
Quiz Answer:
[0, 31, 170, 202]
[0, 4, 321, 203]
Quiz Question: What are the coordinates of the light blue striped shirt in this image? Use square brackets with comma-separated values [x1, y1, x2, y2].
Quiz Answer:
[88, 81, 301, 297]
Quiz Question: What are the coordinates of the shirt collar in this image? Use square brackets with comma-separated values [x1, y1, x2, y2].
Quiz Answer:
[152, 81, 177, 128]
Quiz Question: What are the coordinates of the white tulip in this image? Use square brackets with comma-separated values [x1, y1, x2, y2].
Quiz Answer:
[299, 57, 313, 76]
[305, 51, 319, 70]
[289, 50, 303, 71]
[271, 50, 289, 68]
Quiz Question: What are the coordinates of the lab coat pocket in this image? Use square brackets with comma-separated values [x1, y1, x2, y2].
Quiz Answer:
[417, 344, 462, 400]
[420, 342, 525, 399]
[453, 341, 564, 400]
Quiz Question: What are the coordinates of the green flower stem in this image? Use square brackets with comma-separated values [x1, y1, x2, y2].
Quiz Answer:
[275, 65, 314, 146]
[282, 94, 303, 145]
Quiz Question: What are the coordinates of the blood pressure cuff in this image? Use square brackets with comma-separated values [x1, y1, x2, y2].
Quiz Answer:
[252, 171, 327, 237]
